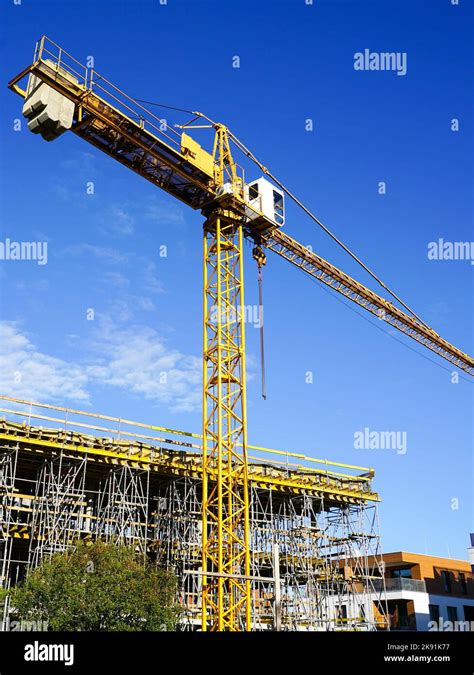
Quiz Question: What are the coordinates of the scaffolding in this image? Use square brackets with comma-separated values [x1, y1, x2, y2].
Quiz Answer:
[28, 454, 88, 568]
[96, 465, 149, 556]
[0, 395, 388, 631]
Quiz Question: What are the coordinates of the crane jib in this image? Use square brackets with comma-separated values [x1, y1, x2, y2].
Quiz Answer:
[265, 229, 474, 376]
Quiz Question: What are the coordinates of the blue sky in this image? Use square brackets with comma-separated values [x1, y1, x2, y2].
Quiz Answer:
[0, 0, 472, 560]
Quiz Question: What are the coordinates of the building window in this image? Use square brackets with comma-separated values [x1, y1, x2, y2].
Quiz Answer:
[429, 604, 440, 622]
[459, 573, 467, 595]
[463, 604, 474, 622]
[447, 606, 458, 623]
[336, 604, 347, 620]
[393, 568, 412, 579]
[442, 570, 452, 593]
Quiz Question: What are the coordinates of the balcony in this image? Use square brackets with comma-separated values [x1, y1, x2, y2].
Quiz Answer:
[373, 578, 426, 593]
[392, 615, 418, 630]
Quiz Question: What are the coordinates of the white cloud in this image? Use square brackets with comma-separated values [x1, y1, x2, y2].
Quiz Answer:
[0, 320, 201, 413]
[0, 322, 90, 404]
[60, 151, 97, 175]
[141, 260, 164, 294]
[144, 198, 185, 226]
[89, 320, 201, 412]
[103, 271, 130, 289]
[66, 247, 164, 322]
[65, 244, 126, 264]
[108, 295, 156, 323]
[15, 279, 50, 292]
[101, 205, 135, 236]
[97, 196, 185, 237]
[68, 246, 164, 298]
[53, 184, 73, 201]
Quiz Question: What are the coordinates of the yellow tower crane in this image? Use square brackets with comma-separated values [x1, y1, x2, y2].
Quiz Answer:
[8, 36, 474, 632]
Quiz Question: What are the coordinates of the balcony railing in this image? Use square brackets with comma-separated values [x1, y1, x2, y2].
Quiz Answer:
[373, 577, 426, 593]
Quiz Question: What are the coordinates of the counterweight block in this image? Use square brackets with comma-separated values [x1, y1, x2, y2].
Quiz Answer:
[22, 62, 77, 142]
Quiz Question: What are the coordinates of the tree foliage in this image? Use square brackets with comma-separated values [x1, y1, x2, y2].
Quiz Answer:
[8, 540, 180, 631]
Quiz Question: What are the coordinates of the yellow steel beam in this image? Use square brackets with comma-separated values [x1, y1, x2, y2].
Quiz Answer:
[0, 433, 378, 504]
[0, 395, 201, 439]
[0, 420, 379, 502]
[0, 395, 374, 477]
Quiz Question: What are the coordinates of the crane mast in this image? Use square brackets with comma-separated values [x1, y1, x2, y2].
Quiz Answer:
[202, 206, 251, 631]
[201, 125, 251, 630]
[7, 36, 474, 632]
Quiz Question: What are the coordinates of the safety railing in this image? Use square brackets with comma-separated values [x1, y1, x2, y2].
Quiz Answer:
[373, 578, 426, 594]
[0, 395, 374, 488]
[32, 35, 187, 157]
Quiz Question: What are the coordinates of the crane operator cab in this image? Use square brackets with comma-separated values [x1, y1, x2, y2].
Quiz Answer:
[216, 176, 285, 234]
[245, 177, 285, 232]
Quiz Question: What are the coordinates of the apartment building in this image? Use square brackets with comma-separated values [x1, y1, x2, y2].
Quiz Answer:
[372, 550, 474, 630]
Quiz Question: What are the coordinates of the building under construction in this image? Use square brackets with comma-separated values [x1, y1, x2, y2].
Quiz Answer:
[0, 396, 387, 631]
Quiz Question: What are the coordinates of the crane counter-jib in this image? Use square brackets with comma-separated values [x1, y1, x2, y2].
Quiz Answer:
[8, 36, 288, 234]
[9, 56, 218, 209]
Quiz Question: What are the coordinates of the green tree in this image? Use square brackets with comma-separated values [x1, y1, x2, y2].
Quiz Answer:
[7, 540, 180, 631]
